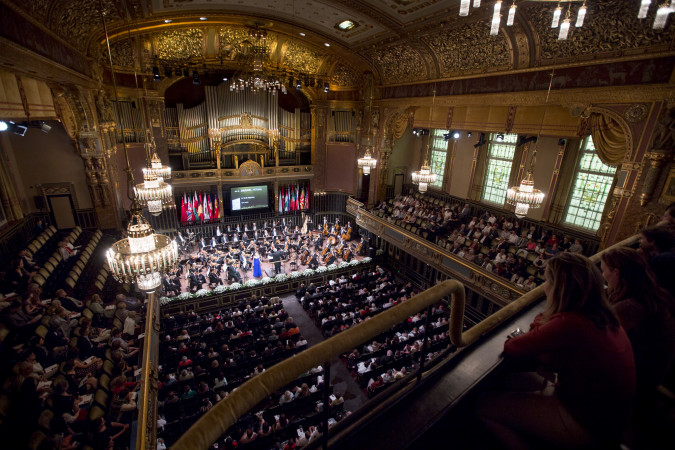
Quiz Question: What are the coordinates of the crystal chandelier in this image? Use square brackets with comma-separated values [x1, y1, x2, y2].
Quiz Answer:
[135, 166, 173, 216]
[106, 212, 177, 292]
[638, 0, 675, 29]
[358, 147, 377, 174]
[506, 149, 545, 218]
[411, 160, 436, 194]
[142, 138, 171, 182]
[228, 27, 287, 95]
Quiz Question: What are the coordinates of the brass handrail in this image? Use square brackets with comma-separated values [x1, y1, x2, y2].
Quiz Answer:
[171, 279, 465, 450]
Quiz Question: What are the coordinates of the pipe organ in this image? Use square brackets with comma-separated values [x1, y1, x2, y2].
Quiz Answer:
[112, 101, 146, 143]
[164, 83, 312, 169]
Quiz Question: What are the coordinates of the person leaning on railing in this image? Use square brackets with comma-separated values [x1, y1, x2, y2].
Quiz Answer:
[477, 252, 635, 449]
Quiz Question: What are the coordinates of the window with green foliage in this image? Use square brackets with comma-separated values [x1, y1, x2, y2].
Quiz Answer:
[564, 137, 617, 231]
[429, 129, 450, 189]
[482, 133, 518, 205]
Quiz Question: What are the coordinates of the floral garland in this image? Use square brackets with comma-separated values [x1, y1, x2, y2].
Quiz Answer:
[159, 257, 374, 306]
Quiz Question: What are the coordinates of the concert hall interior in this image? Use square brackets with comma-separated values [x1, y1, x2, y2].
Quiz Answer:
[0, 1, 675, 449]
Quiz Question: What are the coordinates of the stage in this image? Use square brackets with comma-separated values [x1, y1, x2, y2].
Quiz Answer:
[164, 229, 368, 297]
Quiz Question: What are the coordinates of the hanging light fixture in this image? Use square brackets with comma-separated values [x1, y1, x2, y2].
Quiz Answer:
[142, 138, 172, 182]
[505, 70, 554, 218]
[412, 88, 438, 193]
[507, 2, 517, 26]
[551, 2, 562, 27]
[491, 0, 502, 35]
[106, 212, 178, 292]
[653, 2, 674, 29]
[466, 1, 589, 35]
[358, 146, 377, 174]
[99, 1, 177, 293]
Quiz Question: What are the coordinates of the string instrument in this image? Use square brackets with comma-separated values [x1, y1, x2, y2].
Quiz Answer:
[355, 241, 364, 255]
[323, 251, 333, 264]
[321, 246, 329, 257]
[300, 249, 310, 265]
[328, 235, 338, 246]
[336, 242, 344, 254]
[341, 227, 352, 241]
[342, 247, 351, 261]
[334, 222, 341, 232]
[322, 223, 329, 236]
[301, 215, 309, 234]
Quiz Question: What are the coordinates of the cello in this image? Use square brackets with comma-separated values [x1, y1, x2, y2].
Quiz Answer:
[322, 222, 329, 236]
[355, 240, 364, 255]
[341, 226, 352, 241]
[300, 249, 310, 265]
[342, 247, 352, 262]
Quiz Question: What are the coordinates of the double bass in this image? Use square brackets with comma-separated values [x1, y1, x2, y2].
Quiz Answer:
[342, 247, 352, 262]
[328, 234, 338, 246]
[355, 240, 364, 255]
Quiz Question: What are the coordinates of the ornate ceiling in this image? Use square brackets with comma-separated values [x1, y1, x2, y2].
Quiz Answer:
[2, 0, 675, 89]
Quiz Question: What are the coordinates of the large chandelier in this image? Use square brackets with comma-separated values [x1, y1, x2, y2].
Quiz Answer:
[412, 160, 436, 194]
[358, 147, 378, 174]
[142, 138, 171, 182]
[106, 212, 177, 292]
[228, 27, 287, 95]
[135, 168, 173, 216]
[506, 149, 545, 218]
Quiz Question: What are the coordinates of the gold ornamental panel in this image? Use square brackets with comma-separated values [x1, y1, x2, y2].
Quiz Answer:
[282, 41, 322, 74]
[370, 43, 427, 84]
[157, 28, 204, 61]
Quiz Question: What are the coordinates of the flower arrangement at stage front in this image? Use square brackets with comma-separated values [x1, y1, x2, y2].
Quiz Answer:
[275, 274, 288, 282]
[245, 279, 261, 288]
[289, 271, 301, 278]
[261, 276, 274, 285]
[195, 288, 211, 298]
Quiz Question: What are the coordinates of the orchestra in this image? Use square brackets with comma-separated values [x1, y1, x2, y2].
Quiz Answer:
[165, 218, 365, 296]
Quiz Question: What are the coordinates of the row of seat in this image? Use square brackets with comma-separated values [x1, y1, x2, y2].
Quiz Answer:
[64, 230, 103, 290]
[26, 225, 58, 257]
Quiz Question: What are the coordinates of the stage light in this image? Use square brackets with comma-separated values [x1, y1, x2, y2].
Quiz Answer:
[0, 121, 7, 132]
[452, 131, 460, 139]
[153, 66, 161, 81]
[164, 68, 172, 78]
[467, 131, 473, 137]
[296, 78, 302, 89]
[496, 133, 505, 142]
[324, 82, 329, 92]
[192, 70, 200, 85]
[40, 122, 52, 133]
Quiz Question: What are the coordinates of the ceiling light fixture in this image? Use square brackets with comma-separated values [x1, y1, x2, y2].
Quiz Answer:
[412, 88, 438, 193]
[164, 19, 172, 23]
[200, 17, 207, 21]
[299, 32, 306, 36]
[505, 70, 553, 218]
[324, 42, 331, 47]
[473, 1, 589, 37]
[337, 20, 356, 30]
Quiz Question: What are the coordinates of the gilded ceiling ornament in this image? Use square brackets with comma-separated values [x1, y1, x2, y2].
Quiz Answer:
[102, 39, 135, 68]
[218, 26, 274, 59]
[371, 44, 426, 84]
[422, 19, 510, 76]
[623, 104, 649, 123]
[330, 63, 359, 88]
[48, 0, 127, 51]
[157, 28, 204, 61]
[282, 42, 322, 74]
[526, 0, 674, 62]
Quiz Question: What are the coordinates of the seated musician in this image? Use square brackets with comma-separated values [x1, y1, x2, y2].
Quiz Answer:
[326, 249, 338, 266]
[225, 263, 242, 283]
[308, 252, 319, 270]
[199, 237, 207, 250]
[233, 233, 239, 242]
[335, 218, 341, 232]
[254, 230, 259, 240]
[236, 224, 241, 233]
[242, 232, 249, 243]
[211, 236, 218, 248]
[244, 223, 249, 232]
[216, 226, 222, 237]
[188, 269, 202, 292]
[208, 268, 223, 286]
[239, 252, 250, 271]
[221, 234, 228, 244]
[163, 274, 180, 296]
[315, 234, 324, 250]
[197, 269, 207, 286]
[272, 227, 278, 237]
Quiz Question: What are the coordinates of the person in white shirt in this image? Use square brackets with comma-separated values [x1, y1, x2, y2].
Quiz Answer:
[123, 311, 138, 336]
[493, 249, 507, 265]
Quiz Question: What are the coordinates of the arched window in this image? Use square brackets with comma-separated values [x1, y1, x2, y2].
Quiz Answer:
[564, 136, 617, 231]
[429, 129, 450, 189]
[482, 133, 518, 205]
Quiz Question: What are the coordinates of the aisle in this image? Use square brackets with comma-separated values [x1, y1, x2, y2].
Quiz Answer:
[280, 293, 368, 413]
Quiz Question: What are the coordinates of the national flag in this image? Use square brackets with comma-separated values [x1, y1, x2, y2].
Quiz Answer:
[208, 194, 213, 219]
[295, 185, 300, 211]
[180, 193, 188, 222]
[279, 187, 283, 213]
[213, 192, 220, 220]
[203, 193, 210, 220]
[193, 191, 199, 218]
[299, 186, 305, 211]
[197, 192, 204, 221]
[304, 184, 310, 209]
[186, 194, 193, 221]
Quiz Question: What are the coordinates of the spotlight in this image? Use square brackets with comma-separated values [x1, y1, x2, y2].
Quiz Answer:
[467, 131, 472, 137]
[442, 133, 451, 141]
[183, 68, 189, 77]
[496, 133, 504, 142]
[40, 122, 52, 133]
[2, 121, 27, 136]
[153, 66, 161, 81]
[175, 68, 182, 76]
[0, 121, 7, 132]
[452, 131, 460, 139]
[324, 82, 329, 93]
[192, 70, 200, 85]
[296, 78, 302, 89]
